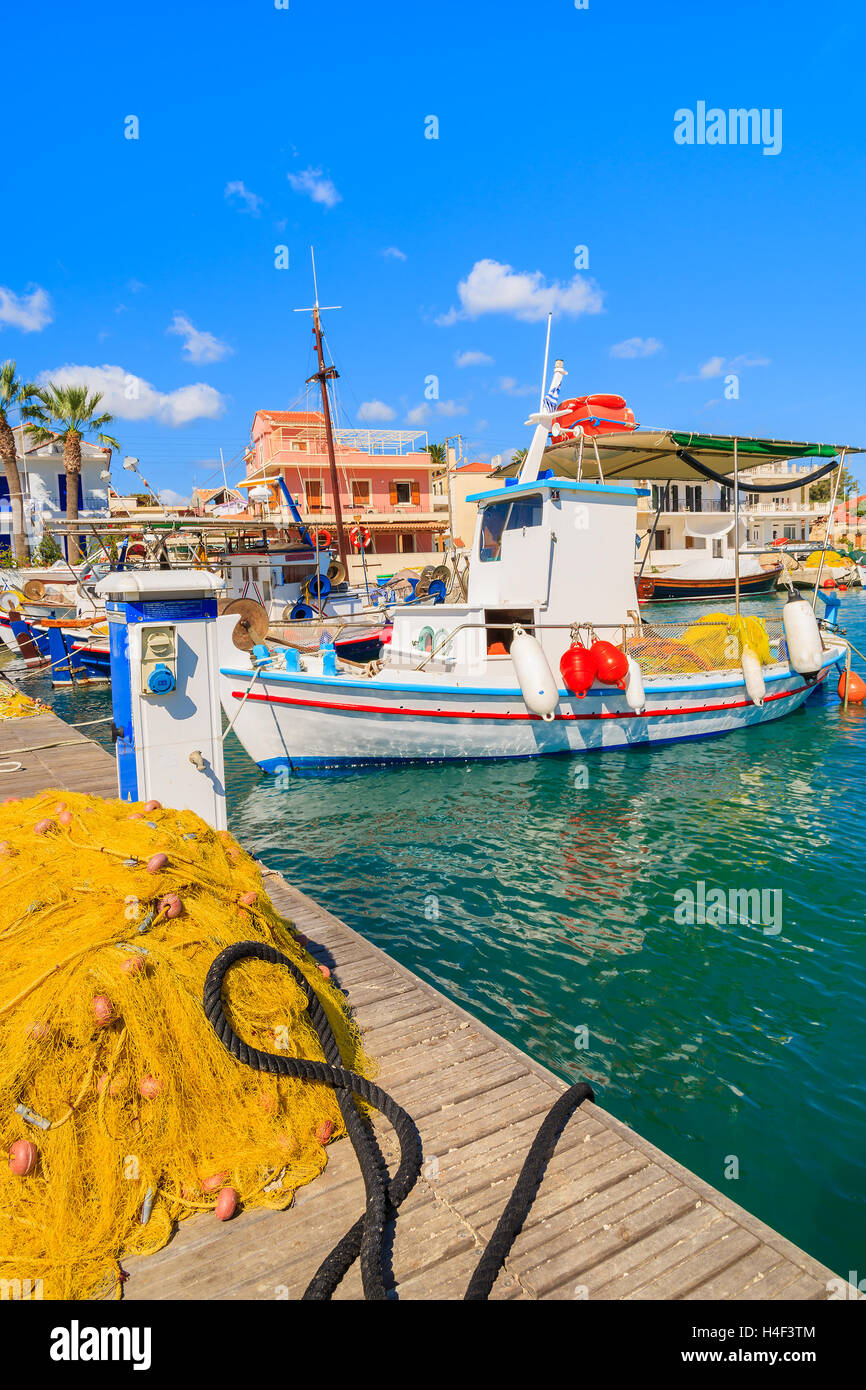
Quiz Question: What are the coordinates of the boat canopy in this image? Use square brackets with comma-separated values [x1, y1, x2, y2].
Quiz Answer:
[513, 428, 864, 484]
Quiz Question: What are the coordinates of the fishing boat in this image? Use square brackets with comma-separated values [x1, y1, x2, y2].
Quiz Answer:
[637, 556, 783, 603]
[218, 356, 855, 774]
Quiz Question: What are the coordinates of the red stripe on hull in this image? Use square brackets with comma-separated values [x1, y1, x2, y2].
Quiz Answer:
[230, 679, 818, 722]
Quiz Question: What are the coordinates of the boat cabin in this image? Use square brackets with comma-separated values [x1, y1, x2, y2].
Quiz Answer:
[386, 477, 647, 673]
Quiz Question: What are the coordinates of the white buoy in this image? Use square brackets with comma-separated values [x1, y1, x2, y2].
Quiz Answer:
[623, 654, 646, 713]
[510, 627, 559, 721]
[782, 593, 824, 678]
[741, 645, 766, 706]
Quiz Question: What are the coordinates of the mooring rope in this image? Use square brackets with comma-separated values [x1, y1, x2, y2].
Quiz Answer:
[205, 940, 594, 1300]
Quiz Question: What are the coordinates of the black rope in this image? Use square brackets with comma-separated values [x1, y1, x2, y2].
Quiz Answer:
[676, 447, 838, 494]
[204, 941, 594, 1299]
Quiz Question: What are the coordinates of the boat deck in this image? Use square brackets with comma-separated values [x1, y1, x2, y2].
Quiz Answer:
[0, 692, 852, 1300]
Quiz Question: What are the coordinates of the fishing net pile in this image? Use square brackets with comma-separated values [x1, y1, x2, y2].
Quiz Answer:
[0, 686, 48, 719]
[630, 612, 772, 675]
[0, 790, 374, 1300]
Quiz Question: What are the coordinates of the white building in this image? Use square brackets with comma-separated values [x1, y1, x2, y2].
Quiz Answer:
[638, 458, 826, 564]
[1, 436, 111, 558]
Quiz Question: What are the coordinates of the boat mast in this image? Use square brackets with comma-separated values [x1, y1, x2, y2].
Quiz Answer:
[295, 249, 349, 572]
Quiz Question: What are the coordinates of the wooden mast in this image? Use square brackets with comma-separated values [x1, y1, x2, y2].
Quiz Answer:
[296, 249, 348, 572]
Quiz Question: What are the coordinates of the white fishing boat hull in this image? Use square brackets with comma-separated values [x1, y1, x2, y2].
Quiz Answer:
[218, 649, 842, 773]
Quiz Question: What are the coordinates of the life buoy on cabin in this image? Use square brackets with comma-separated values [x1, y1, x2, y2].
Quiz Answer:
[349, 525, 372, 551]
[315, 529, 332, 549]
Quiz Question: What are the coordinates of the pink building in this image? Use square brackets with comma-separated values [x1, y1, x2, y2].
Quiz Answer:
[238, 410, 448, 576]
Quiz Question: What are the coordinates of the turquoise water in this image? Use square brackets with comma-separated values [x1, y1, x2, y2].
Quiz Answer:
[21, 592, 866, 1280]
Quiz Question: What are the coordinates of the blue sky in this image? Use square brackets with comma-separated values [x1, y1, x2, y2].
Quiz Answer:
[2, 0, 865, 500]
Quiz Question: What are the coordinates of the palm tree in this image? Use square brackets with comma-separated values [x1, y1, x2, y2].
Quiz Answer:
[510, 447, 528, 468]
[0, 361, 38, 563]
[424, 442, 447, 467]
[25, 385, 119, 564]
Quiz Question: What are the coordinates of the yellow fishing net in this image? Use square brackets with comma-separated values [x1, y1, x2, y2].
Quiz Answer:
[0, 687, 48, 719]
[0, 790, 374, 1301]
[680, 612, 772, 667]
[805, 550, 844, 568]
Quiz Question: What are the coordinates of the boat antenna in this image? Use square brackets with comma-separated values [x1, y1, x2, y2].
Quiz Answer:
[539, 313, 553, 413]
[294, 247, 349, 573]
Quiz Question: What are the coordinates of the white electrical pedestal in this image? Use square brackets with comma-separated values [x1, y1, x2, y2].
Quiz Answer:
[96, 570, 228, 829]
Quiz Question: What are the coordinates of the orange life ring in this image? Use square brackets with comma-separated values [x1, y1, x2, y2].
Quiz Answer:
[315, 529, 332, 549]
[349, 525, 372, 551]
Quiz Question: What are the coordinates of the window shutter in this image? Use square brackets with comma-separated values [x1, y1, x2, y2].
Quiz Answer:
[411, 481, 420, 505]
[389, 482, 398, 506]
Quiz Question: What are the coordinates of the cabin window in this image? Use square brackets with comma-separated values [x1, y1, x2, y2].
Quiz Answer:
[712, 539, 723, 558]
[505, 496, 542, 531]
[479, 502, 510, 561]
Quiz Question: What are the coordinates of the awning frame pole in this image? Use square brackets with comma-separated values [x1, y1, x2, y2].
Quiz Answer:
[812, 450, 846, 610]
[733, 438, 740, 613]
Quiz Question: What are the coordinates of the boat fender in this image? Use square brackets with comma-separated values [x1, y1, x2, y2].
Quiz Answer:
[740, 645, 765, 706]
[591, 639, 629, 688]
[782, 592, 823, 681]
[623, 655, 646, 713]
[560, 642, 597, 697]
[511, 627, 558, 721]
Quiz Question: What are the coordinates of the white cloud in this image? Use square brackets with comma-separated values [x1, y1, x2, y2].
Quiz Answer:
[455, 349, 493, 367]
[159, 488, 190, 506]
[610, 336, 663, 359]
[437, 258, 603, 325]
[38, 364, 226, 426]
[167, 313, 232, 364]
[498, 376, 536, 397]
[224, 181, 264, 216]
[357, 399, 396, 422]
[680, 353, 770, 383]
[0, 285, 53, 333]
[382, 246, 407, 261]
[406, 403, 431, 426]
[127, 278, 146, 294]
[287, 167, 341, 209]
[437, 399, 467, 417]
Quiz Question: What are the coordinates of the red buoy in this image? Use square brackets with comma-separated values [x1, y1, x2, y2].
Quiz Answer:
[591, 640, 629, 688]
[838, 670, 866, 703]
[560, 643, 597, 697]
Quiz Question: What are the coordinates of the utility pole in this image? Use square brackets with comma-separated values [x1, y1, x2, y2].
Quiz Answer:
[295, 249, 348, 572]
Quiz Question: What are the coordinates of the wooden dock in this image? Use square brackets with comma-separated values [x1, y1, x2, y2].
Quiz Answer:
[0, 695, 851, 1300]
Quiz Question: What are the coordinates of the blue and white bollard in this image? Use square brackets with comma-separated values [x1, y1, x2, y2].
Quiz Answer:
[96, 571, 227, 828]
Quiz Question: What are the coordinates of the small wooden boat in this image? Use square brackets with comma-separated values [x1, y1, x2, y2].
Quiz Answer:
[637, 562, 782, 603]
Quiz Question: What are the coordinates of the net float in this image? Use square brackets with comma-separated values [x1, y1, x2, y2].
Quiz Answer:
[295, 934, 309, 946]
[239, 891, 257, 906]
[590, 639, 630, 688]
[54, 802, 66, 814]
[143, 800, 162, 812]
[317, 964, 331, 979]
[121, 954, 147, 975]
[560, 642, 597, 697]
[0, 842, 17, 858]
[201, 1170, 228, 1193]
[8, 1139, 38, 1176]
[138, 1075, 162, 1099]
[27, 1021, 49, 1041]
[34, 818, 57, 835]
[146, 853, 169, 874]
[215, 1187, 238, 1221]
[838, 670, 866, 703]
[58, 810, 73, 826]
[93, 995, 115, 1028]
[157, 893, 182, 919]
[127, 813, 144, 820]
[315, 1120, 335, 1145]
[2, 797, 20, 805]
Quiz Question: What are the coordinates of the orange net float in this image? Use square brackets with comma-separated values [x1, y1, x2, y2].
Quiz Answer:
[560, 642, 597, 697]
[590, 640, 630, 688]
[838, 670, 866, 703]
